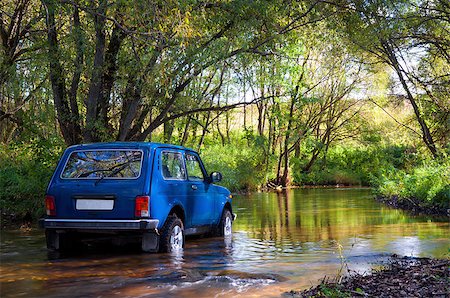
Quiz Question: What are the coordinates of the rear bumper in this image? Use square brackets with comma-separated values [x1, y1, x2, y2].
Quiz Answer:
[40, 218, 159, 231]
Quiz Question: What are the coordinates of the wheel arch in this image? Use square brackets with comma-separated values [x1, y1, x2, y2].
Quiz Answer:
[168, 204, 186, 225]
[223, 202, 232, 215]
[217, 202, 233, 226]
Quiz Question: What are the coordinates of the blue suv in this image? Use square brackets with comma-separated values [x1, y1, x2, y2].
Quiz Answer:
[40, 142, 235, 253]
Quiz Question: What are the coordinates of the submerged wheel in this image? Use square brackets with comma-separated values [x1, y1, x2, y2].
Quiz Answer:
[159, 215, 184, 253]
[217, 209, 233, 237]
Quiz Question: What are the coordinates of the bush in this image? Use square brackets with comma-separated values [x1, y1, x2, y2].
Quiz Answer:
[291, 145, 420, 186]
[201, 141, 270, 192]
[0, 138, 63, 220]
[374, 159, 450, 208]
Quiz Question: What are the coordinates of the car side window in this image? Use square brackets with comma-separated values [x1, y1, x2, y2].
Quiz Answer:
[185, 153, 205, 182]
[161, 151, 186, 180]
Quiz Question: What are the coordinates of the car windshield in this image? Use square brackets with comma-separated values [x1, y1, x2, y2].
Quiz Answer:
[61, 150, 143, 179]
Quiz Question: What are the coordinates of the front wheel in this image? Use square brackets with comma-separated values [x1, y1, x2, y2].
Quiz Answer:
[217, 209, 233, 237]
[159, 216, 184, 253]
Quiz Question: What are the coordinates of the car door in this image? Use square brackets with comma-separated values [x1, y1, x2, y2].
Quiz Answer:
[184, 152, 215, 226]
[151, 149, 190, 229]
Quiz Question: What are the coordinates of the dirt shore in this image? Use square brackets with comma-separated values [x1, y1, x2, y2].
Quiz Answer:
[287, 256, 449, 298]
[377, 195, 449, 217]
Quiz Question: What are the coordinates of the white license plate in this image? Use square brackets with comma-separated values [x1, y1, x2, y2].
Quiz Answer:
[76, 199, 114, 210]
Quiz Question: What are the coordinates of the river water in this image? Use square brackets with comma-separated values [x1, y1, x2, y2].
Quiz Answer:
[1, 188, 448, 297]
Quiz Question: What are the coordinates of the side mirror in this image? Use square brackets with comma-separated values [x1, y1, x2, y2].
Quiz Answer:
[210, 172, 222, 183]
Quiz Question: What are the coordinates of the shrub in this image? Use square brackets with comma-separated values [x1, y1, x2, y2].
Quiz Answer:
[0, 138, 63, 220]
[201, 142, 270, 192]
[291, 145, 419, 186]
[374, 159, 450, 208]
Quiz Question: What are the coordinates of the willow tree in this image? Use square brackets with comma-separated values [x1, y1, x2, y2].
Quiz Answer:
[36, 0, 325, 145]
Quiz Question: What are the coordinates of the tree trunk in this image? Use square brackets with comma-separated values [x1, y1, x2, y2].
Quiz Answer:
[281, 96, 296, 186]
[294, 141, 300, 158]
[67, 5, 83, 144]
[216, 117, 226, 146]
[44, 0, 80, 145]
[268, 115, 275, 156]
[276, 141, 283, 185]
[381, 39, 439, 158]
[163, 119, 174, 143]
[84, 0, 107, 142]
[180, 117, 190, 146]
[280, 75, 304, 186]
[257, 99, 267, 136]
[99, 23, 126, 137]
[198, 112, 211, 151]
[117, 73, 142, 141]
[225, 110, 230, 144]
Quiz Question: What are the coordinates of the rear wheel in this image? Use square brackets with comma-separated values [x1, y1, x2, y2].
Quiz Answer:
[159, 215, 184, 253]
[217, 209, 233, 237]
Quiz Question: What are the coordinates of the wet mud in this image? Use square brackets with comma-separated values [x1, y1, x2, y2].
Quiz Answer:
[290, 256, 449, 298]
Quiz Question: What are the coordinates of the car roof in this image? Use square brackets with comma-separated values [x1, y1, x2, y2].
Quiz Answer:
[67, 142, 196, 152]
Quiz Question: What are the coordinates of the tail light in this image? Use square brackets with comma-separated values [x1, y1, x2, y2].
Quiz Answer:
[45, 195, 56, 216]
[135, 196, 149, 217]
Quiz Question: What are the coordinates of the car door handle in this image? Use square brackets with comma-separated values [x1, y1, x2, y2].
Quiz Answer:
[191, 185, 198, 190]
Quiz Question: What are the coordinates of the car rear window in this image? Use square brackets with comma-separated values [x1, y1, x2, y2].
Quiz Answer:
[61, 150, 143, 179]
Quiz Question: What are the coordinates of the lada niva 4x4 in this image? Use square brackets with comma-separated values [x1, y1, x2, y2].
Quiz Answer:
[40, 142, 235, 253]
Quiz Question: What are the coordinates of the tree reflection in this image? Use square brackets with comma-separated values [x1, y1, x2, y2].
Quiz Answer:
[233, 188, 449, 249]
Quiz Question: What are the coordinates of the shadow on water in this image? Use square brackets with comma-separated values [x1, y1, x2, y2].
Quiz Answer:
[1, 188, 449, 297]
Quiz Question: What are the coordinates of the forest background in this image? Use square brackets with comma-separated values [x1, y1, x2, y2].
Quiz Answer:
[0, 0, 449, 220]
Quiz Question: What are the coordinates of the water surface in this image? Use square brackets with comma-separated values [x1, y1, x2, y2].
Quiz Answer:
[1, 188, 448, 297]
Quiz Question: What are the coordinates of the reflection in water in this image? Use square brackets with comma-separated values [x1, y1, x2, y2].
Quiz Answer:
[1, 188, 448, 297]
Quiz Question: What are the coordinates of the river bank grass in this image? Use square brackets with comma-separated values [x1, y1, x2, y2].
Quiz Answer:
[287, 256, 449, 298]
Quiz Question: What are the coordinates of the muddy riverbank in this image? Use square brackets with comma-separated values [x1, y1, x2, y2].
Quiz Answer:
[377, 195, 449, 217]
[288, 256, 449, 298]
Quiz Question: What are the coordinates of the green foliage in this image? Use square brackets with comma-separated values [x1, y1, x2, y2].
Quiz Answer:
[291, 145, 420, 186]
[375, 160, 450, 208]
[0, 138, 64, 219]
[315, 284, 351, 298]
[201, 136, 271, 192]
[296, 282, 351, 298]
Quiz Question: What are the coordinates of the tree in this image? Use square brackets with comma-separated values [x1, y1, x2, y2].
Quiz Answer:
[0, 0, 47, 142]
[38, 0, 324, 145]
[326, 0, 449, 158]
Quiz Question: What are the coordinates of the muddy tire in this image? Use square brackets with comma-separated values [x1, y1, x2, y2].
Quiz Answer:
[217, 209, 233, 237]
[159, 216, 184, 253]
